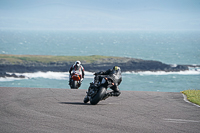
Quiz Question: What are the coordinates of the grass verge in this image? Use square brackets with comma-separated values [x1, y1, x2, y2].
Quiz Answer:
[0, 54, 121, 64]
[182, 89, 200, 106]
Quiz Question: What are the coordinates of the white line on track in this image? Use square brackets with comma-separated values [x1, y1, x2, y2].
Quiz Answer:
[163, 118, 200, 123]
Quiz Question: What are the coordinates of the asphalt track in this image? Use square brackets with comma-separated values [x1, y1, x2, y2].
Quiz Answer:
[0, 87, 199, 133]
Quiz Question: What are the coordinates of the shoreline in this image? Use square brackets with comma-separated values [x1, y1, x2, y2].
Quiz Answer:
[1, 54, 199, 78]
[1, 68, 199, 79]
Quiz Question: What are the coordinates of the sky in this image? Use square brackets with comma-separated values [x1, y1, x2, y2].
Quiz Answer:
[0, 0, 200, 31]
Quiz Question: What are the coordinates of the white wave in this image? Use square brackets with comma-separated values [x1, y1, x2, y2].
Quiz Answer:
[13, 71, 95, 80]
[0, 77, 23, 82]
[123, 69, 200, 75]
[189, 67, 200, 71]
[170, 64, 177, 67]
[2, 69, 199, 82]
[14, 71, 68, 80]
[84, 71, 95, 79]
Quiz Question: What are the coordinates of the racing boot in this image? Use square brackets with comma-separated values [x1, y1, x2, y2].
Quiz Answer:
[102, 91, 121, 100]
[102, 93, 111, 100]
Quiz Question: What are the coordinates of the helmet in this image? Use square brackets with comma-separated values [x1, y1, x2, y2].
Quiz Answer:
[75, 61, 81, 66]
[113, 66, 120, 71]
[112, 66, 121, 74]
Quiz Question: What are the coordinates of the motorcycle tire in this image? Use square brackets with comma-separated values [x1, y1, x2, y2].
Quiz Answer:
[83, 96, 89, 103]
[90, 86, 106, 105]
[71, 80, 78, 89]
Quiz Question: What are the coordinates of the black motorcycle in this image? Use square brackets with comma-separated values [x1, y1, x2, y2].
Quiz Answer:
[83, 75, 115, 105]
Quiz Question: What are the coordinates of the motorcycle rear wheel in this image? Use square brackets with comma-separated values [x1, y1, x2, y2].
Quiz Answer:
[90, 86, 106, 105]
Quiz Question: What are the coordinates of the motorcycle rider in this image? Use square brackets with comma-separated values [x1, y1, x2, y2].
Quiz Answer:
[84, 66, 122, 102]
[69, 61, 85, 86]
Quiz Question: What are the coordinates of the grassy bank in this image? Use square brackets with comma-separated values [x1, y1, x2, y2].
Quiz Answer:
[182, 89, 200, 106]
[0, 54, 123, 64]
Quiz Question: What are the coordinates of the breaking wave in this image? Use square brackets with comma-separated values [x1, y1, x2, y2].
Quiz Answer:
[0, 71, 94, 82]
[126, 71, 200, 76]
[123, 67, 200, 75]
[16, 71, 95, 79]
[1, 67, 199, 82]
[0, 77, 22, 82]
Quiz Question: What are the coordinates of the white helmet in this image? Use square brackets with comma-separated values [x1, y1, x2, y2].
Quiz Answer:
[75, 61, 81, 66]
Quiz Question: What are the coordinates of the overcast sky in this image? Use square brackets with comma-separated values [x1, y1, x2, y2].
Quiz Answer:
[0, 0, 200, 30]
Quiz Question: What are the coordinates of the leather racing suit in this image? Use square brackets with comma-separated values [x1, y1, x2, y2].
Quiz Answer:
[93, 67, 122, 97]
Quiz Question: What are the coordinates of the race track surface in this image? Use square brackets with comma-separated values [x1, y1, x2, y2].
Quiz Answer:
[0, 87, 199, 133]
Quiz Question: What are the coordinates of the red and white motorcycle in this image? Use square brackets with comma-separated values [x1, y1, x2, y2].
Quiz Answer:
[69, 72, 82, 89]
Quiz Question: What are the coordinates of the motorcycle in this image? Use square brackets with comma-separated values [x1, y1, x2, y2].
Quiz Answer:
[83, 74, 115, 105]
[69, 73, 81, 89]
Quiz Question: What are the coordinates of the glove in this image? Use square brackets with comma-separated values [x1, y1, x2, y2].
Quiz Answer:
[94, 72, 98, 75]
[94, 71, 102, 75]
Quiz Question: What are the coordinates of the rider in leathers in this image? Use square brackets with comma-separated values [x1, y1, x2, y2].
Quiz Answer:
[69, 61, 85, 86]
[85, 66, 122, 101]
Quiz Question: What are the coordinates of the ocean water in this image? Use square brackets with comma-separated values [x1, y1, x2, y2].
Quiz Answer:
[0, 30, 200, 92]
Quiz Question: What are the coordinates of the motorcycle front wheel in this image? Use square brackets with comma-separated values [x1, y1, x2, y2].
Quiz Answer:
[70, 80, 79, 89]
[90, 86, 106, 105]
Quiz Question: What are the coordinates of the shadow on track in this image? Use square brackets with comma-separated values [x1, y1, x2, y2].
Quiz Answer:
[59, 102, 107, 105]
[59, 102, 88, 105]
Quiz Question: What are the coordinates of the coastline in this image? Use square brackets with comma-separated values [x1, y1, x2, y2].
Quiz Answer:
[1, 54, 198, 78]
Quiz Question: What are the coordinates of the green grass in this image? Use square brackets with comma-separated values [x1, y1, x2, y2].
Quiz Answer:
[0, 54, 122, 64]
[182, 89, 200, 106]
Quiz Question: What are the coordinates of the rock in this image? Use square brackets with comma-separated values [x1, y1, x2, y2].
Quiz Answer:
[0, 71, 25, 78]
[0, 57, 190, 74]
[0, 72, 7, 77]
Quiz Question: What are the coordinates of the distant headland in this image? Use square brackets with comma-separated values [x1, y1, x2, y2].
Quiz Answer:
[0, 54, 198, 78]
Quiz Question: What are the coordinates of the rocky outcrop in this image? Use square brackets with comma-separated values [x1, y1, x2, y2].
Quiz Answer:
[0, 57, 190, 77]
[0, 72, 25, 78]
[84, 59, 189, 72]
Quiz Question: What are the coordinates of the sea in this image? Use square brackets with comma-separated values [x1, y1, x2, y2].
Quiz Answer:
[0, 29, 200, 92]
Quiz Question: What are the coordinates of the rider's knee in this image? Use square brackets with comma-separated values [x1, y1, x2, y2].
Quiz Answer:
[114, 91, 121, 96]
[109, 91, 121, 97]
